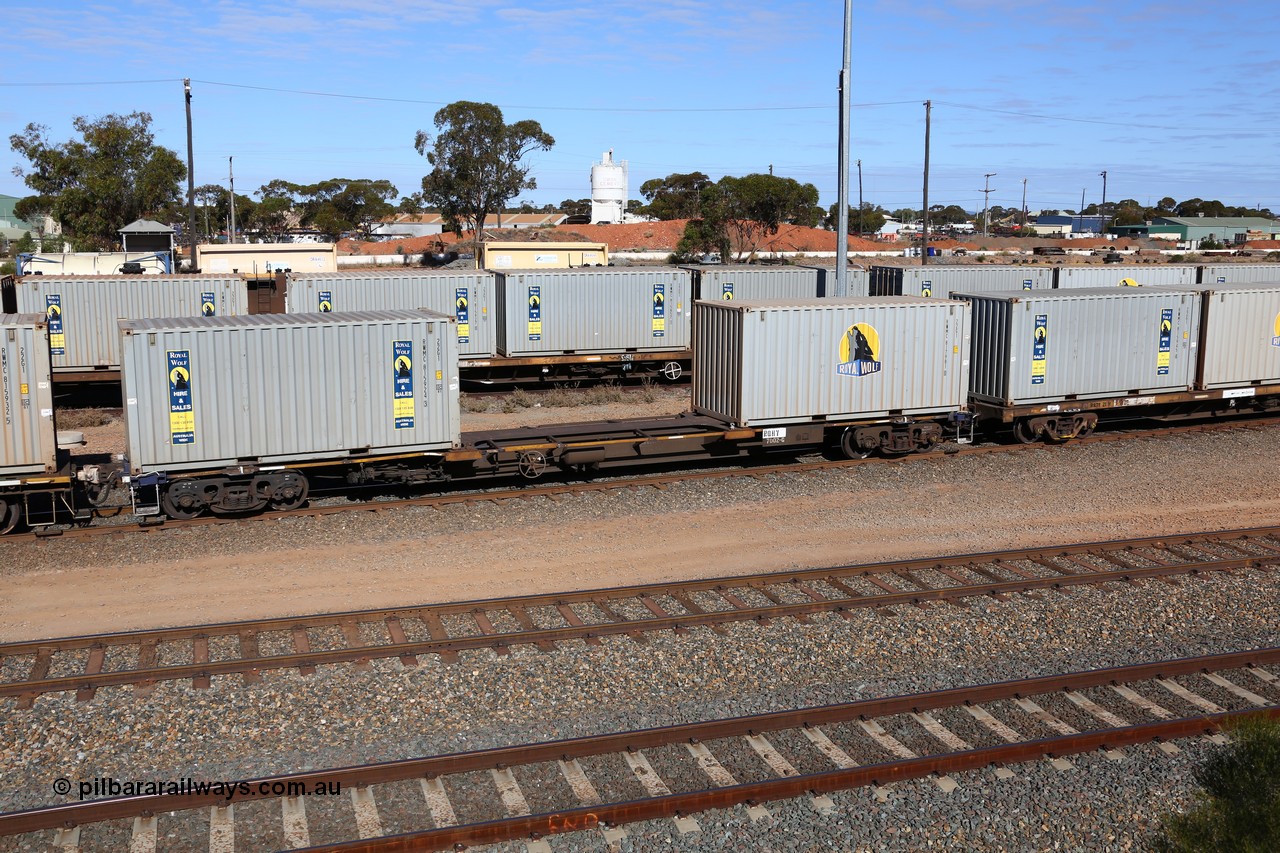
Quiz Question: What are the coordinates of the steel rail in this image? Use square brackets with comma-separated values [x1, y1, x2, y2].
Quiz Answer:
[296, 710, 1280, 852]
[2, 529, 1277, 700]
[2, 647, 1277, 838]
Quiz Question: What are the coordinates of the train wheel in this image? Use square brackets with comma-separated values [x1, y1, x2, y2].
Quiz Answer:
[269, 471, 309, 511]
[162, 481, 207, 521]
[839, 428, 874, 459]
[0, 499, 21, 535]
[1013, 420, 1041, 444]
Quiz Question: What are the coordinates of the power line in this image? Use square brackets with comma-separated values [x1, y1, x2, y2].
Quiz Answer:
[934, 100, 1181, 131]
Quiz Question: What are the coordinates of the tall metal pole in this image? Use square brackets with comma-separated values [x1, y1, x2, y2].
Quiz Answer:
[856, 159, 863, 236]
[1021, 178, 1028, 227]
[835, 0, 852, 295]
[980, 173, 997, 237]
[228, 157, 237, 245]
[1099, 170, 1108, 235]
[921, 100, 931, 266]
[1079, 187, 1085, 235]
[183, 79, 196, 272]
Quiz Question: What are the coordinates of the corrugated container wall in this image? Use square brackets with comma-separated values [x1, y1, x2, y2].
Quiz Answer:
[1148, 283, 1280, 389]
[693, 298, 971, 427]
[284, 270, 497, 358]
[120, 311, 460, 474]
[10, 275, 247, 372]
[0, 314, 58, 476]
[1198, 264, 1280, 285]
[790, 266, 867, 298]
[683, 266, 822, 302]
[493, 268, 692, 356]
[1053, 265, 1198, 288]
[869, 265, 1055, 298]
[959, 288, 1200, 405]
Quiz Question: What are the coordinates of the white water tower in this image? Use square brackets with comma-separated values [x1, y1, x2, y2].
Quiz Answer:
[590, 150, 627, 224]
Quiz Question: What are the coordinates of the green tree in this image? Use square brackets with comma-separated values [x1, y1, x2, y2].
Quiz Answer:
[713, 173, 821, 260]
[891, 207, 919, 223]
[559, 198, 592, 218]
[671, 218, 730, 263]
[414, 101, 554, 238]
[1152, 716, 1280, 852]
[289, 178, 398, 241]
[827, 202, 887, 235]
[9, 112, 186, 250]
[637, 172, 713, 220]
[248, 180, 296, 242]
[928, 204, 971, 226]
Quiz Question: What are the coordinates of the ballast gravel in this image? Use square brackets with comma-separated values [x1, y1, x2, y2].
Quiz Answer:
[1, 565, 1277, 850]
[0, 424, 1278, 851]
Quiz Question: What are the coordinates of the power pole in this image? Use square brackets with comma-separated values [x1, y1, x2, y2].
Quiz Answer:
[183, 79, 196, 272]
[921, 99, 931, 266]
[1099, 170, 1108, 235]
[857, 159, 863, 236]
[834, 0, 852, 295]
[228, 157, 237, 245]
[1079, 187, 1085, 235]
[980, 173, 997, 238]
[1021, 178, 1028, 227]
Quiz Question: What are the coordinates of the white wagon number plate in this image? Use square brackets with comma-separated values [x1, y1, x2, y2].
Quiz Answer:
[762, 427, 787, 445]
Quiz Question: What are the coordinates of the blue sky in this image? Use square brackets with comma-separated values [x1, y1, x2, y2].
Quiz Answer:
[3, 1, 1277, 217]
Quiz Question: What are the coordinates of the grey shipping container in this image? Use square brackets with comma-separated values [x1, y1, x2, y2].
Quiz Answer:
[493, 267, 692, 356]
[1053, 265, 1198, 288]
[120, 311, 460, 474]
[683, 265, 822, 301]
[1147, 283, 1280, 389]
[8, 274, 247, 373]
[693, 298, 971, 427]
[794, 265, 868, 298]
[870, 265, 1054, 298]
[1198, 264, 1280, 285]
[959, 288, 1200, 405]
[0, 314, 58, 476]
[285, 270, 497, 358]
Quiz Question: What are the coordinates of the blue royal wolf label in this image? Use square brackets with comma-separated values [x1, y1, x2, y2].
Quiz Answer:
[1158, 309, 1172, 375]
[921, 280, 933, 298]
[837, 323, 882, 377]
[455, 288, 470, 343]
[652, 284, 665, 337]
[1031, 314, 1047, 385]
[527, 286, 542, 341]
[721, 282, 734, 300]
[318, 291, 333, 312]
[200, 292, 216, 317]
[393, 341, 415, 430]
[46, 295, 65, 355]
[168, 350, 195, 445]
[1023, 279, 1033, 291]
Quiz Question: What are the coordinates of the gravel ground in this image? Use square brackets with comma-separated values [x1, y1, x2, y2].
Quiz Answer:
[1, 421, 1278, 851]
[1, 564, 1277, 851]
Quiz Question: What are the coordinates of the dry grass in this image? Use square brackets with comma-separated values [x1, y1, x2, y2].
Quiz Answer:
[464, 382, 661, 414]
[57, 408, 115, 429]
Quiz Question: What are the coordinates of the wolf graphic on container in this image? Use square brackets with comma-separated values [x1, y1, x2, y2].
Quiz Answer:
[837, 324, 881, 376]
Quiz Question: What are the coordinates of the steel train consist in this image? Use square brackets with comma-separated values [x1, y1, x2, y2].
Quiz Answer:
[2, 276, 1279, 534]
[8, 262, 1278, 386]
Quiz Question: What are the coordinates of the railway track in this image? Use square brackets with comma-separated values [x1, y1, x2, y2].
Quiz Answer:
[4, 648, 1277, 851]
[3, 526, 1277, 706]
[6, 415, 1277, 542]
